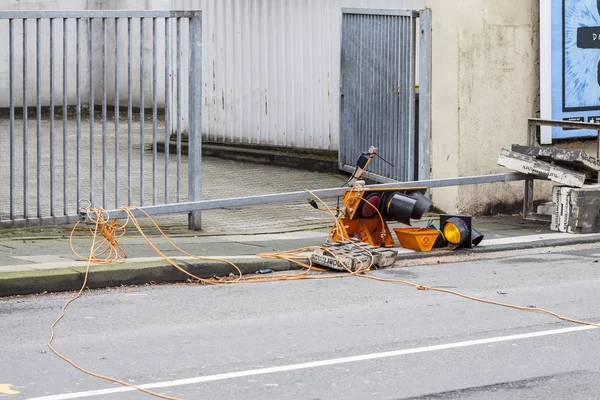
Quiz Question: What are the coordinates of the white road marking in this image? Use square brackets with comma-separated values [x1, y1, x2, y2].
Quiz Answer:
[479, 232, 600, 246]
[26, 325, 597, 400]
[219, 231, 329, 243]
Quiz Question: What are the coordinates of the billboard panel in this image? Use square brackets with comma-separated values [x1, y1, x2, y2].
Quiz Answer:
[542, 0, 600, 141]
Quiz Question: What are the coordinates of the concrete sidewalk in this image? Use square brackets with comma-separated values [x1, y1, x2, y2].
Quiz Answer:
[2, 213, 600, 297]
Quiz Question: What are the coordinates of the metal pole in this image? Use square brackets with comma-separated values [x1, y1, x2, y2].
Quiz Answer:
[152, 17, 158, 205]
[62, 18, 68, 216]
[188, 12, 202, 230]
[102, 17, 107, 208]
[114, 18, 120, 208]
[140, 17, 145, 206]
[76, 18, 81, 207]
[89, 18, 95, 206]
[23, 18, 29, 218]
[49, 18, 55, 216]
[164, 17, 171, 204]
[86, 173, 532, 222]
[597, 128, 600, 182]
[36, 18, 42, 218]
[9, 19, 15, 220]
[418, 10, 432, 181]
[127, 17, 133, 206]
[523, 120, 536, 218]
[176, 17, 182, 202]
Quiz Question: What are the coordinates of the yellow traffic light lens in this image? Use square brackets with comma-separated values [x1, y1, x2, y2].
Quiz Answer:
[443, 223, 462, 245]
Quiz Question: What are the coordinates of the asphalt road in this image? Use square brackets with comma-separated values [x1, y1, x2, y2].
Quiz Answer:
[2, 244, 600, 400]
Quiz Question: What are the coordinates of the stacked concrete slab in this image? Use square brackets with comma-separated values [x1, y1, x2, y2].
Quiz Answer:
[498, 145, 600, 233]
[551, 185, 600, 234]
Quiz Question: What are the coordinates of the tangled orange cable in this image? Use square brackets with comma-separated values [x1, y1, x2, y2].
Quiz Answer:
[49, 208, 181, 400]
[51, 191, 600, 400]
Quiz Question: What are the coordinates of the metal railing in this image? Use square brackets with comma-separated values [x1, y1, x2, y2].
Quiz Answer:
[0, 10, 202, 229]
[81, 173, 530, 222]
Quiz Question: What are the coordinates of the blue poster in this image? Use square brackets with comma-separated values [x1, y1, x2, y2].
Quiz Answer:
[551, 0, 600, 138]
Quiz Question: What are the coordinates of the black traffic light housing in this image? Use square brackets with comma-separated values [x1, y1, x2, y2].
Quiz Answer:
[330, 187, 434, 247]
[439, 214, 484, 249]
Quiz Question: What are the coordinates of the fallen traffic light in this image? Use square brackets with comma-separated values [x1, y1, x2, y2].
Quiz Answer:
[330, 187, 433, 247]
[439, 214, 484, 249]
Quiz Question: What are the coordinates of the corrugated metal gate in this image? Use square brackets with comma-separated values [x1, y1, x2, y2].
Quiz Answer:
[339, 8, 431, 182]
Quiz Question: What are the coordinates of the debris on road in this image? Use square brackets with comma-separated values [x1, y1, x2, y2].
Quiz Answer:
[500, 145, 600, 186]
[511, 145, 600, 176]
[497, 148, 586, 187]
[311, 240, 398, 272]
[549, 185, 600, 233]
[499, 144, 600, 234]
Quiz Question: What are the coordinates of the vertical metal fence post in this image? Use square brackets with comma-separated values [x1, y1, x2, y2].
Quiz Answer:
[418, 10, 431, 181]
[49, 18, 55, 216]
[176, 17, 182, 202]
[36, 18, 42, 218]
[523, 120, 536, 218]
[114, 18, 120, 208]
[62, 18, 68, 216]
[152, 17, 158, 205]
[23, 18, 29, 218]
[140, 17, 145, 206]
[49, 18, 54, 217]
[76, 18, 81, 208]
[188, 12, 202, 230]
[9, 19, 15, 220]
[89, 18, 95, 205]
[127, 17, 133, 206]
[164, 17, 171, 204]
[102, 18, 107, 208]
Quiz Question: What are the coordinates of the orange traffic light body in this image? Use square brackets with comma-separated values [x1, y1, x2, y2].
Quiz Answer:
[331, 217, 396, 248]
[331, 187, 431, 248]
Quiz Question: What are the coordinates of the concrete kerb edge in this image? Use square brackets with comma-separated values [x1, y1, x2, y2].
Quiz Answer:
[471, 234, 600, 253]
[396, 234, 600, 261]
[0, 257, 294, 297]
[2, 234, 598, 297]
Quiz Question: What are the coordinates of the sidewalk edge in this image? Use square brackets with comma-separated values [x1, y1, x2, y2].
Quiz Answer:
[0, 257, 293, 297]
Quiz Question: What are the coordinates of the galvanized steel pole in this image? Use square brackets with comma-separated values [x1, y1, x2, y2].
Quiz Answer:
[188, 11, 203, 230]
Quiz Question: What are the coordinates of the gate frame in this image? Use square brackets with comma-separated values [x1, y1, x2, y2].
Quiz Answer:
[0, 10, 203, 230]
[338, 8, 431, 184]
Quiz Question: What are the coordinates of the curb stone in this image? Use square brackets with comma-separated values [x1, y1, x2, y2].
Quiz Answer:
[0, 257, 293, 297]
[394, 234, 600, 262]
[2, 234, 600, 297]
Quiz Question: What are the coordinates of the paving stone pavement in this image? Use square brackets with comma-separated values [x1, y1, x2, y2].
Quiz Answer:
[0, 118, 349, 235]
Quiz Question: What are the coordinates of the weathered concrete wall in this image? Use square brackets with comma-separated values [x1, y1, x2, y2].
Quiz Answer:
[425, 0, 540, 214]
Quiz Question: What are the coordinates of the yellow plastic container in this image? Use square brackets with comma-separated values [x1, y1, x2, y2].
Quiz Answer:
[393, 228, 440, 252]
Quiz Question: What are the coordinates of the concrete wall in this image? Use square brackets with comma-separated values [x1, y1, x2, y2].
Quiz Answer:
[425, 0, 540, 214]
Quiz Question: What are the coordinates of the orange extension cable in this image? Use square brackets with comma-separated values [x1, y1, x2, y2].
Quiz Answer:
[48, 190, 600, 399]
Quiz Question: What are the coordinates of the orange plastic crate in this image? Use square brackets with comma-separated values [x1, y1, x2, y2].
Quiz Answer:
[393, 228, 440, 252]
